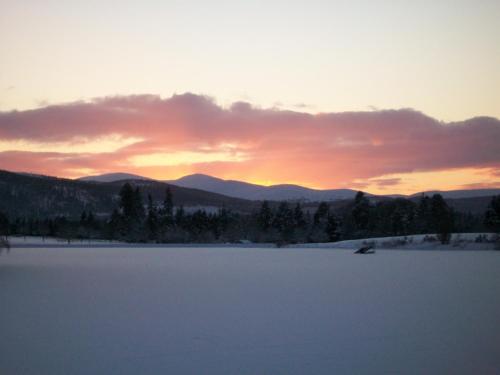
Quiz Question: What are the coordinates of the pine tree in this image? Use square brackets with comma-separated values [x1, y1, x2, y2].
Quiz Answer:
[416, 195, 432, 233]
[108, 209, 123, 239]
[175, 206, 186, 228]
[257, 201, 273, 231]
[117, 183, 145, 241]
[352, 192, 370, 230]
[273, 202, 295, 241]
[293, 203, 307, 229]
[80, 210, 87, 226]
[325, 214, 339, 241]
[160, 187, 174, 226]
[430, 194, 453, 244]
[87, 211, 95, 227]
[484, 195, 500, 232]
[313, 202, 329, 226]
[119, 183, 136, 219]
[0, 211, 10, 253]
[133, 187, 145, 220]
[146, 193, 158, 240]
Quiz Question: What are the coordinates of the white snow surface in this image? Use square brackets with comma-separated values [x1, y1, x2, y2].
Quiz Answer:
[1, 247, 500, 374]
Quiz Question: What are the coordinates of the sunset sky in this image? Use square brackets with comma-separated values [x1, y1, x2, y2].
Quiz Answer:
[1, 0, 499, 194]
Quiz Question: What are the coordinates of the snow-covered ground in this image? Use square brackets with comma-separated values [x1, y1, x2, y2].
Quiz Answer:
[7, 233, 499, 250]
[290, 233, 499, 250]
[1, 247, 499, 374]
[6, 236, 275, 248]
[7, 236, 125, 247]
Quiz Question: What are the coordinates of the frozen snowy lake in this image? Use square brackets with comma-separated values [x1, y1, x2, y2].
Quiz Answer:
[1, 247, 500, 374]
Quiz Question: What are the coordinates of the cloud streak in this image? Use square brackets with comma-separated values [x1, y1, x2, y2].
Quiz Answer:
[0, 93, 499, 193]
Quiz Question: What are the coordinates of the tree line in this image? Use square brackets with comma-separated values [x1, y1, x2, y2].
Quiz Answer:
[1, 183, 499, 245]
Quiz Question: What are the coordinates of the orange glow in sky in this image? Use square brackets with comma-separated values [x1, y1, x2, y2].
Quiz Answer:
[1, 1, 499, 194]
[0, 94, 498, 194]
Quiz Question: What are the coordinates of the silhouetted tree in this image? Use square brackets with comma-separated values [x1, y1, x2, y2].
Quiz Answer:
[352, 191, 370, 232]
[133, 187, 145, 220]
[146, 194, 158, 240]
[484, 195, 500, 233]
[430, 194, 453, 244]
[273, 202, 295, 242]
[325, 214, 339, 241]
[257, 201, 273, 231]
[160, 187, 174, 226]
[0, 211, 10, 254]
[313, 202, 330, 226]
[119, 183, 136, 219]
[175, 206, 186, 228]
[107, 209, 123, 240]
[293, 203, 307, 229]
[117, 183, 146, 241]
[415, 195, 432, 233]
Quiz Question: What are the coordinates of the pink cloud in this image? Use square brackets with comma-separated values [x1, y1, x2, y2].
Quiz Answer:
[0, 93, 499, 188]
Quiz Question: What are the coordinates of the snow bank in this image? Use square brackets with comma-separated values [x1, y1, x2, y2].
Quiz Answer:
[289, 233, 499, 250]
[7, 235, 125, 247]
[7, 236, 275, 248]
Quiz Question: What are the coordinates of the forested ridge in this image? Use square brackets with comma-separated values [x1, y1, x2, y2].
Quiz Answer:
[1, 180, 499, 245]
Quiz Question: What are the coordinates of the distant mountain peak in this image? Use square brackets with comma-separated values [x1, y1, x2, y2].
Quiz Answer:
[77, 172, 152, 183]
[176, 173, 223, 182]
[75, 171, 500, 202]
[168, 174, 360, 202]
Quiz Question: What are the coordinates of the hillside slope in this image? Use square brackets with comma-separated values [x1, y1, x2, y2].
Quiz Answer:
[168, 174, 360, 201]
[0, 170, 258, 218]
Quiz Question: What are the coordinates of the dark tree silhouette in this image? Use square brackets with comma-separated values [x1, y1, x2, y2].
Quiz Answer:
[146, 194, 158, 240]
[257, 201, 273, 231]
[325, 214, 339, 241]
[273, 202, 295, 242]
[352, 191, 370, 232]
[430, 194, 453, 244]
[484, 195, 500, 232]
[313, 202, 329, 226]
[0, 211, 10, 254]
[293, 203, 307, 229]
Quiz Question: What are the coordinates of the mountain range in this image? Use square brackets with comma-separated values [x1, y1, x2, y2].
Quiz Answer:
[77, 172, 500, 202]
[0, 170, 258, 218]
[0, 169, 497, 218]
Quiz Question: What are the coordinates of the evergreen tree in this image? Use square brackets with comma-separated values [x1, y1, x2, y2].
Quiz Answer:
[190, 210, 211, 239]
[119, 183, 136, 219]
[133, 187, 145, 220]
[416, 195, 432, 233]
[215, 207, 231, 239]
[325, 214, 339, 241]
[0, 210, 10, 253]
[107, 209, 123, 240]
[160, 187, 175, 226]
[146, 193, 158, 240]
[272, 202, 295, 241]
[308, 202, 331, 242]
[87, 211, 95, 227]
[313, 202, 330, 226]
[175, 206, 186, 228]
[0, 211, 9, 236]
[80, 210, 87, 225]
[352, 191, 370, 232]
[257, 201, 273, 231]
[117, 183, 145, 241]
[484, 195, 500, 232]
[293, 203, 307, 229]
[430, 194, 453, 244]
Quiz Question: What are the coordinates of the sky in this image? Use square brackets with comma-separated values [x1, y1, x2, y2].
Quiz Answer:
[0, 0, 499, 194]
